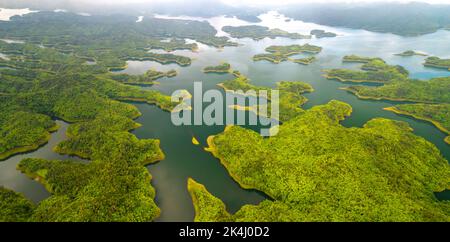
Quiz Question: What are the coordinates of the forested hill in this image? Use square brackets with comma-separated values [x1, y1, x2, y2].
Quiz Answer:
[279, 2, 450, 36]
[0, 0, 264, 23]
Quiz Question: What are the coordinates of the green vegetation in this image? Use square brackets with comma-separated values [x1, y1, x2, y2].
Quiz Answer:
[424, 57, 450, 71]
[292, 56, 316, 65]
[222, 25, 310, 40]
[192, 100, 450, 221]
[325, 58, 409, 83]
[188, 178, 232, 222]
[341, 69, 450, 145]
[281, 3, 450, 36]
[107, 69, 177, 85]
[148, 38, 198, 52]
[310, 29, 337, 38]
[395, 50, 427, 57]
[253, 44, 322, 64]
[12, 105, 165, 221]
[384, 104, 450, 144]
[343, 77, 450, 103]
[0, 111, 57, 160]
[0, 187, 35, 222]
[219, 74, 313, 122]
[0, 12, 237, 68]
[203, 62, 232, 74]
[0, 13, 185, 220]
[266, 44, 322, 55]
[343, 55, 383, 63]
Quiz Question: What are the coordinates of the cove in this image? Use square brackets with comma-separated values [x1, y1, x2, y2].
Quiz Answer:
[0, 120, 86, 203]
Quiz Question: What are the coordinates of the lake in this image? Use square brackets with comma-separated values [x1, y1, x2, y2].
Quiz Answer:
[0, 11, 449, 221]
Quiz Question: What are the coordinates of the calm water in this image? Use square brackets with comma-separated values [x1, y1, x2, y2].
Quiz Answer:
[0, 121, 85, 203]
[0, 11, 449, 221]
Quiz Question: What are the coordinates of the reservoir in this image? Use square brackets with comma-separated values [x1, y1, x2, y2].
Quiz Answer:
[0, 11, 449, 221]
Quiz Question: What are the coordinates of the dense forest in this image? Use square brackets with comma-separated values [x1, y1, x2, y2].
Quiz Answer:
[0, 11, 237, 221]
[0, 0, 265, 23]
[310, 29, 337, 38]
[1, 5, 449, 223]
[222, 25, 310, 41]
[325, 57, 409, 83]
[385, 104, 450, 144]
[191, 101, 450, 221]
[253, 44, 322, 64]
[280, 2, 450, 36]
[395, 50, 427, 57]
[343, 77, 450, 103]
[219, 73, 313, 122]
[203, 63, 232, 74]
[331, 55, 449, 144]
[424, 57, 450, 70]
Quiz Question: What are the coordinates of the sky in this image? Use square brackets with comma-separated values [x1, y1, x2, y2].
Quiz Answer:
[56, 0, 450, 5]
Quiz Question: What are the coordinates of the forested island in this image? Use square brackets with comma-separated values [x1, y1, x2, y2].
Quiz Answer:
[218, 73, 313, 122]
[222, 25, 310, 40]
[395, 50, 427, 57]
[107, 69, 177, 85]
[253, 44, 322, 64]
[0, 11, 235, 221]
[325, 57, 409, 83]
[384, 104, 450, 144]
[310, 29, 337, 38]
[342, 77, 450, 103]
[342, 76, 450, 143]
[280, 2, 450, 36]
[424, 57, 450, 71]
[342, 55, 383, 63]
[147, 38, 198, 52]
[189, 100, 450, 221]
[203, 62, 232, 74]
[1, 5, 450, 223]
[292, 56, 316, 65]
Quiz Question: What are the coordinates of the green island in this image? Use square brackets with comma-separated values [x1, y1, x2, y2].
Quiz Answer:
[325, 57, 409, 83]
[0, 111, 58, 160]
[203, 62, 232, 74]
[253, 44, 322, 64]
[189, 100, 450, 221]
[395, 50, 428, 57]
[342, 76, 450, 103]
[13, 109, 165, 221]
[281, 3, 450, 36]
[218, 73, 313, 122]
[0, 187, 35, 222]
[342, 55, 383, 63]
[0, 11, 239, 70]
[147, 38, 198, 52]
[384, 104, 450, 144]
[107, 69, 177, 85]
[310, 29, 337, 38]
[222, 25, 311, 40]
[340, 70, 450, 145]
[424, 57, 450, 71]
[292, 56, 316, 65]
[0, 12, 199, 220]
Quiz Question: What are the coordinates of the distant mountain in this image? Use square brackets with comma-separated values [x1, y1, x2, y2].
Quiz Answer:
[0, 0, 264, 22]
[279, 2, 450, 36]
[3, 1, 449, 36]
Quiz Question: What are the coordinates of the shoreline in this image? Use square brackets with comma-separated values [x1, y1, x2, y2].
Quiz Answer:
[423, 63, 450, 71]
[383, 106, 450, 144]
[339, 87, 437, 103]
[323, 74, 385, 84]
[0, 123, 59, 161]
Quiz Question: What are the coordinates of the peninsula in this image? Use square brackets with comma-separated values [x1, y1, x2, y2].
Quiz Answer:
[222, 25, 311, 40]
